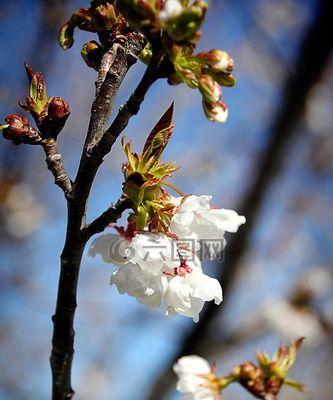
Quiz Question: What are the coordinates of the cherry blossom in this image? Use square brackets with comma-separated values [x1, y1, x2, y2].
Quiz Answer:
[111, 263, 168, 308]
[174, 355, 220, 400]
[165, 258, 222, 322]
[170, 195, 246, 242]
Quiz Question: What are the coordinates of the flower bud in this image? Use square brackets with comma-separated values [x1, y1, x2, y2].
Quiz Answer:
[92, 3, 118, 31]
[81, 41, 104, 70]
[163, 1, 207, 42]
[1, 114, 41, 145]
[198, 49, 234, 72]
[39, 97, 71, 139]
[199, 75, 221, 103]
[214, 72, 237, 87]
[58, 8, 95, 50]
[158, 0, 184, 22]
[203, 99, 228, 123]
[58, 22, 75, 50]
[117, 0, 156, 28]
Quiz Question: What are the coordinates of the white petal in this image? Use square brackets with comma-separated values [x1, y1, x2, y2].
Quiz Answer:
[129, 233, 174, 275]
[174, 355, 211, 376]
[178, 195, 212, 212]
[89, 234, 130, 266]
[111, 263, 167, 308]
[206, 209, 246, 233]
[190, 272, 223, 305]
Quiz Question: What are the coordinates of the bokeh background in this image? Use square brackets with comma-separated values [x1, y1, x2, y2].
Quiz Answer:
[0, 0, 333, 399]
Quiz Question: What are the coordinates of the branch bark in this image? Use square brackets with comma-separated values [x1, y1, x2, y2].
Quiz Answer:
[82, 196, 132, 240]
[42, 138, 73, 199]
[146, 1, 333, 398]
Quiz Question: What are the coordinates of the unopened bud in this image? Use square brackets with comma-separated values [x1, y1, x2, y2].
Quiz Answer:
[81, 41, 104, 70]
[92, 3, 118, 31]
[203, 99, 228, 123]
[1, 114, 41, 145]
[58, 8, 94, 50]
[48, 97, 70, 120]
[158, 0, 183, 22]
[198, 49, 234, 72]
[214, 72, 237, 87]
[39, 97, 71, 139]
[199, 75, 221, 103]
[58, 22, 75, 50]
[163, 0, 207, 42]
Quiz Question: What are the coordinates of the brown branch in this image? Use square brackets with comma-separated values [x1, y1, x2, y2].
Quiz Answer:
[82, 196, 132, 240]
[74, 34, 146, 205]
[94, 51, 162, 158]
[146, 1, 333, 399]
[42, 138, 73, 199]
[50, 32, 148, 400]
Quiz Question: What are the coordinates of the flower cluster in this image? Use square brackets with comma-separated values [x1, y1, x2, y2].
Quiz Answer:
[174, 340, 304, 399]
[90, 105, 245, 321]
[59, 1, 236, 122]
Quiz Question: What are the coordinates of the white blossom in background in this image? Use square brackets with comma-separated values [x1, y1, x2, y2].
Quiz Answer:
[174, 355, 220, 400]
[263, 298, 324, 344]
[158, 0, 184, 22]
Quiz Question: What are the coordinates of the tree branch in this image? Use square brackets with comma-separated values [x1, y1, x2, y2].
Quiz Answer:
[50, 32, 147, 400]
[42, 138, 73, 199]
[82, 196, 132, 240]
[74, 34, 146, 206]
[94, 52, 162, 158]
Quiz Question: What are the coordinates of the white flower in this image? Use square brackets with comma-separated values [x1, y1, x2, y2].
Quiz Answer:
[159, 0, 183, 22]
[164, 258, 223, 322]
[128, 232, 175, 275]
[111, 263, 168, 308]
[174, 356, 218, 400]
[90, 232, 176, 275]
[170, 195, 246, 241]
[89, 233, 131, 267]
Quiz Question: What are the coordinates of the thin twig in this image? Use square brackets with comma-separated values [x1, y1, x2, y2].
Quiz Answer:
[42, 138, 73, 199]
[82, 197, 132, 240]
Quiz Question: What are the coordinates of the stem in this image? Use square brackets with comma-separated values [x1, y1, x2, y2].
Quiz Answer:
[50, 203, 85, 400]
[42, 138, 73, 199]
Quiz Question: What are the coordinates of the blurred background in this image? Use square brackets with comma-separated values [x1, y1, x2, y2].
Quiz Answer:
[0, 0, 333, 399]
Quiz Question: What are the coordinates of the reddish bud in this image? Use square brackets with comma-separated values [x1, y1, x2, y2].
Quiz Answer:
[39, 97, 71, 139]
[47, 97, 70, 120]
[1, 114, 41, 145]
